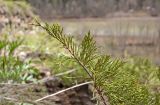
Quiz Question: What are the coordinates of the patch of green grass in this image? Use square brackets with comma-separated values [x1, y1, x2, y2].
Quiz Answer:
[0, 35, 39, 83]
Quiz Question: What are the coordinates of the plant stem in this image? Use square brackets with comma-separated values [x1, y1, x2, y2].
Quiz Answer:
[65, 45, 108, 105]
[96, 87, 108, 105]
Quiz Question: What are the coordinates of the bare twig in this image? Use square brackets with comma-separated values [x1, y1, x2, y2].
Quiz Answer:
[1, 97, 37, 104]
[55, 69, 77, 77]
[2, 97, 18, 102]
[0, 68, 77, 87]
[34, 81, 92, 102]
[0, 83, 27, 86]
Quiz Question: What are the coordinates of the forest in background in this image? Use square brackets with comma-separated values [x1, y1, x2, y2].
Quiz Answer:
[28, 0, 160, 19]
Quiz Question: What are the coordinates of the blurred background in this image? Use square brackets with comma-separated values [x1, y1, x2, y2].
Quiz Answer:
[0, 0, 159, 104]
[0, 0, 160, 65]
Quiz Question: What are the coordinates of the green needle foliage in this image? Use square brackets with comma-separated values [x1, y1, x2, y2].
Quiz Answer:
[35, 20, 159, 105]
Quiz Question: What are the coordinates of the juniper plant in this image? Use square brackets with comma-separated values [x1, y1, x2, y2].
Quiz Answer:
[35, 20, 158, 105]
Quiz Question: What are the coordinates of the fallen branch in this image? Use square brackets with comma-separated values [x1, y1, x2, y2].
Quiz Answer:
[55, 69, 77, 77]
[2, 97, 37, 104]
[35, 81, 92, 102]
[0, 69, 77, 87]
[0, 83, 23, 86]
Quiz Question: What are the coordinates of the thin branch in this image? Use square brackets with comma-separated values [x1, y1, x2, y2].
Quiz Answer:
[2, 97, 37, 104]
[0, 82, 32, 86]
[55, 69, 77, 77]
[0, 69, 77, 86]
[34, 81, 92, 102]
[2, 97, 18, 102]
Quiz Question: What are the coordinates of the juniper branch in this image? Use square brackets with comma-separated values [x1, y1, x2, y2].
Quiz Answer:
[35, 21, 108, 105]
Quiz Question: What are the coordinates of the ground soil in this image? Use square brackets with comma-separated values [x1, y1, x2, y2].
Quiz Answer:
[0, 78, 95, 105]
